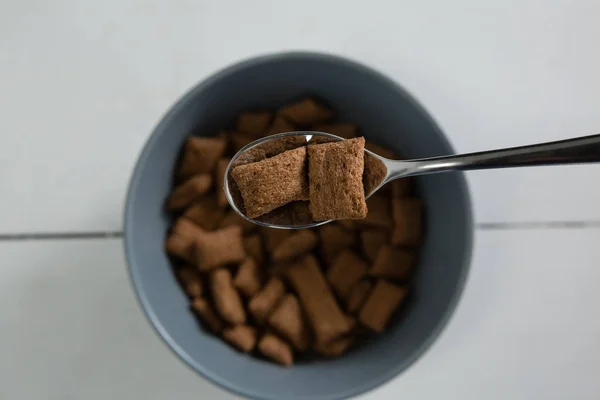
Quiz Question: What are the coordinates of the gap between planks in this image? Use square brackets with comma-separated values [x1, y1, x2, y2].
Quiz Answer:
[1, 221, 600, 241]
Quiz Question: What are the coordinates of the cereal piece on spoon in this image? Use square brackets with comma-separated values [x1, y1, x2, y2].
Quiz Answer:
[259, 136, 307, 158]
[363, 139, 398, 195]
[256, 201, 313, 226]
[232, 147, 309, 219]
[363, 153, 388, 196]
[308, 137, 368, 221]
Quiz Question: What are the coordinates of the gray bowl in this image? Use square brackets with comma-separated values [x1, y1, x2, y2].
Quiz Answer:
[124, 52, 473, 400]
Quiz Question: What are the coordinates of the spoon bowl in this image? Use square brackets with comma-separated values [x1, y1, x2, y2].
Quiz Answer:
[224, 131, 351, 229]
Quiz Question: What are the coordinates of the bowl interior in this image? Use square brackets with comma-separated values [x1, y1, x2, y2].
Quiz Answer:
[125, 53, 472, 400]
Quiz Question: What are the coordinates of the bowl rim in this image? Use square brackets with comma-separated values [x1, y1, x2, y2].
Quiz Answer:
[123, 50, 474, 400]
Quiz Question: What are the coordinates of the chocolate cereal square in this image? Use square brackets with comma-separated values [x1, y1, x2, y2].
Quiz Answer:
[178, 136, 227, 180]
[195, 226, 246, 271]
[279, 98, 333, 125]
[308, 137, 368, 221]
[236, 111, 272, 137]
[231, 147, 309, 218]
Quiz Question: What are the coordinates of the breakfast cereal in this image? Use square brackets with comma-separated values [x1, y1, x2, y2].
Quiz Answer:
[357, 194, 393, 229]
[313, 123, 358, 139]
[243, 234, 264, 265]
[178, 136, 227, 180]
[308, 137, 368, 220]
[286, 256, 354, 344]
[266, 114, 296, 135]
[272, 229, 318, 263]
[232, 147, 309, 218]
[192, 297, 224, 333]
[345, 280, 373, 314]
[319, 224, 355, 265]
[359, 280, 407, 332]
[360, 230, 388, 262]
[326, 250, 368, 299]
[248, 277, 286, 324]
[258, 333, 293, 366]
[233, 258, 262, 297]
[267, 294, 310, 351]
[177, 267, 203, 298]
[195, 226, 246, 271]
[166, 174, 212, 211]
[165, 218, 204, 263]
[211, 269, 246, 325]
[237, 111, 272, 137]
[183, 197, 224, 231]
[223, 325, 258, 352]
[369, 245, 415, 281]
[164, 99, 425, 366]
[279, 98, 333, 125]
[391, 198, 422, 246]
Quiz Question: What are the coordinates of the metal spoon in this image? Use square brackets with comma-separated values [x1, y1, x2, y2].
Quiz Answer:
[224, 131, 600, 229]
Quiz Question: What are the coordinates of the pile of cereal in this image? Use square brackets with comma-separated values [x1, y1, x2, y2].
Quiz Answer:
[165, 98, 423, 366]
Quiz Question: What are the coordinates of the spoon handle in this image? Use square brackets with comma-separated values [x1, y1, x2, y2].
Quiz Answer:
[402, 133, 600, 176]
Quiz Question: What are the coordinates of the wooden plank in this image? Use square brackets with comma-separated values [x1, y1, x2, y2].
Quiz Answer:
[1, 0, 598, 232]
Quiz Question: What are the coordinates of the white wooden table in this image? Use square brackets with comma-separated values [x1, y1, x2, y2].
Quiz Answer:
[1, 1, 599, 399]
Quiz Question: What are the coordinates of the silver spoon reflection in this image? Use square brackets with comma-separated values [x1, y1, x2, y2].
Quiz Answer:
[224, 131, 600, 229]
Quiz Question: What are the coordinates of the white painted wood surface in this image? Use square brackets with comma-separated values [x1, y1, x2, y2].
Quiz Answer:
[2, 1, 600, 399]
[1, 0, 600, 233]
[1, 230, 599, 400]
